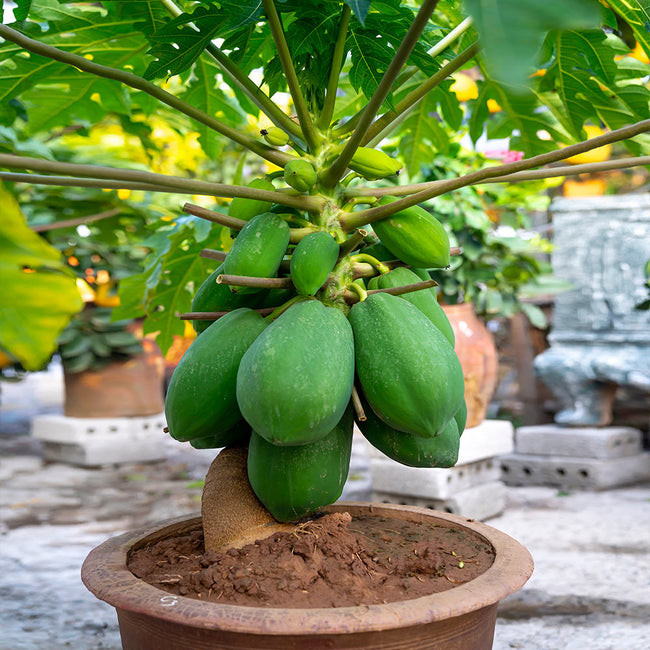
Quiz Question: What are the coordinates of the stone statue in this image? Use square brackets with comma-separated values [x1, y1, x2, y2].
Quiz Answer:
[534, 194, 650, 426]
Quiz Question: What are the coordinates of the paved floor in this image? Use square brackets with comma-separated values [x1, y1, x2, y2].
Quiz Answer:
[1, 369, 649, 649]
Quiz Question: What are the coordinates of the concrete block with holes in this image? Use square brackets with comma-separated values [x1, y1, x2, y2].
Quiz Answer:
[31, 413, 168, 466]
[372, 481, 506, 521]
[514, 424, 643, 459]
[500, 451, 650, 489]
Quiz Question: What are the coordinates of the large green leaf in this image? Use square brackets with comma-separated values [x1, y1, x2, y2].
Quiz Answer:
[0, 1, 151, 133]
[606, 0, 650, 62]
[0, 184, 82, 370]
[464, 0, 602, 86]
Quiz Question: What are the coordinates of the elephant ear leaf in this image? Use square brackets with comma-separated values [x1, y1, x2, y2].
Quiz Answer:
[0, 184, 82, 370]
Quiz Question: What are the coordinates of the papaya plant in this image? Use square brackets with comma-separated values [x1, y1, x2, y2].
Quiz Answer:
[1, 1, 650, 544]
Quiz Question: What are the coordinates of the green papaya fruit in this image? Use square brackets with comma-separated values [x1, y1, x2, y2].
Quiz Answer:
[258, 286, 297, 309]
[189, 420, 251, 449]
[247, 406, 354, 522]
[367, 275, 380, 290]
[362, 241, 396, 262]
[165, 308, 267, 443]
[372, 197, 450, 269]
[454, 398, 468, 436]
[289, 231, 339, 296]
[229, 178, 276, 222]
[284, 159, 317, 192]
[373, 267, 455, 346]
[237, 300, 355, 445]
[358, 402, 460, 468]
[348, 292, 464, 438]
[349, 147, 402, 180]
[191, 263, 262, 334]
[223, 212, 290, 293]
[261, 127, 290, 147]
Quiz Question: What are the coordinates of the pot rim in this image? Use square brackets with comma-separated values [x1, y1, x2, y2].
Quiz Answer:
[81, 501, 533, 636]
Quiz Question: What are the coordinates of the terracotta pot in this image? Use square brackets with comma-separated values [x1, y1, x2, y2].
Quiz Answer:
[82, 502, 533, 650]
[64, 338, 165, 418]
[442, 303, 499, 428]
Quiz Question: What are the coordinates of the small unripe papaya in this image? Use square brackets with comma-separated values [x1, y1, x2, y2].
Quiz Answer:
[261, 127, 290, 146]
[290, 231, 340, 296]
[284, 159, 317, 192]
[229, 178, 275, 222]
[349, 147, 402, 180]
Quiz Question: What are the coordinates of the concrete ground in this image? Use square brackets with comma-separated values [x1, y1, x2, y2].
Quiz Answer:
[1, 370, 649, 649]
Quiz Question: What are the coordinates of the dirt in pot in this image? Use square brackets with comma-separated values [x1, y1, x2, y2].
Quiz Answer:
[127, 511, 495, 608]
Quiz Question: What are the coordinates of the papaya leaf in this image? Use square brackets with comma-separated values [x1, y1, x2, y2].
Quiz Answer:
[606, 0, 650, 63]
[141, 226, 223, 354]
[465, 0, 601, 87]
[344, 0, 372, 25]
[12, 1, 32, 22]
[144, 2, 263, 80]
[0, 185, 82, 370]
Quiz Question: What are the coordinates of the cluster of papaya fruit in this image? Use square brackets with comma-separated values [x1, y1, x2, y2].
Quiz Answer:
[165, 145, 466, 523]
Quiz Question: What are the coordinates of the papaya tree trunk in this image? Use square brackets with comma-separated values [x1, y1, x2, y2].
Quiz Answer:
[201, 446, 293, 551]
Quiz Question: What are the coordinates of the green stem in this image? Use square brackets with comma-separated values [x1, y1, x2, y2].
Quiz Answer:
[262, 0, 320, 151]
[362, 42, 480, 146]
[368, 278, 438, 296]
[341, 119, 650, 229]
[265, 295, 311, 322]
[0, 154, 322, 209]
[338, 229, 368, 257]
[349, 253, 390, 275]
[343, 155, 650, 198]
[160, 0, 302, 139]
[319, 0, 439, 188]
[181, 307, 276, 321]
[335, 16, 474, 139]
[30, 208, 121, 232]
[346, 281, 368, 303]
[200, 249, 228, 262]
[217, 274, 294, 289]
[0, 24, 292, 168]
[317, 4, 352, 131]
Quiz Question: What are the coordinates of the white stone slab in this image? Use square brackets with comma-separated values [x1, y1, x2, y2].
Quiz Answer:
[372, 480, 506, 520]
[369, 456, 502, 500]
[515, 425, 643, 459]
[500, 452, 650, 489]
[361, 419, 514, 465]
[32, 413, 166, 443]
[32, 413, 168, 466]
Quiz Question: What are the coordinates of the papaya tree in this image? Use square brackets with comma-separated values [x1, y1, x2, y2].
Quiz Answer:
[1, 0, 649, 545]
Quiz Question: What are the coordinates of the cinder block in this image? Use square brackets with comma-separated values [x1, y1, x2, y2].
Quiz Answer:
[515, 425, 643, 459]
[32, 413, 168, 466]
[372, 481, 506, 520]
[369, 457, 501, 500]
[500, 452, 650, 489]
[362, 419, 514, 465]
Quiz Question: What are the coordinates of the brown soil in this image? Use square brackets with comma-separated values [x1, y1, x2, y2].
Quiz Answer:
[127, 511, 495, 608]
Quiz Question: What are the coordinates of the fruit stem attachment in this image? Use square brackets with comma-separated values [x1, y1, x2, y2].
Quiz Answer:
[349, 253, 391, 275]
[351, 386, 367, 422]
[338, 229, 368, 257]
[217, 274, 294, 289]
[265, 295, 311, 322]
[347, 281, 368, 303]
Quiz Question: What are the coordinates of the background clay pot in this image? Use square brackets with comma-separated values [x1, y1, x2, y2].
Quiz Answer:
[443, 303, 499, 428]
[63, 338, 165, 418]
[82, 502, 533, 650]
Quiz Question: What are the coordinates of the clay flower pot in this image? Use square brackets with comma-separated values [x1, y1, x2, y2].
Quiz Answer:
[442, 303, 499, 428]
[82, 502, 532, 650]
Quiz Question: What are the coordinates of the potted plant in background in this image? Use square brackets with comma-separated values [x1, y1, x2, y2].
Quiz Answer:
[1, 0, 649, 647]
